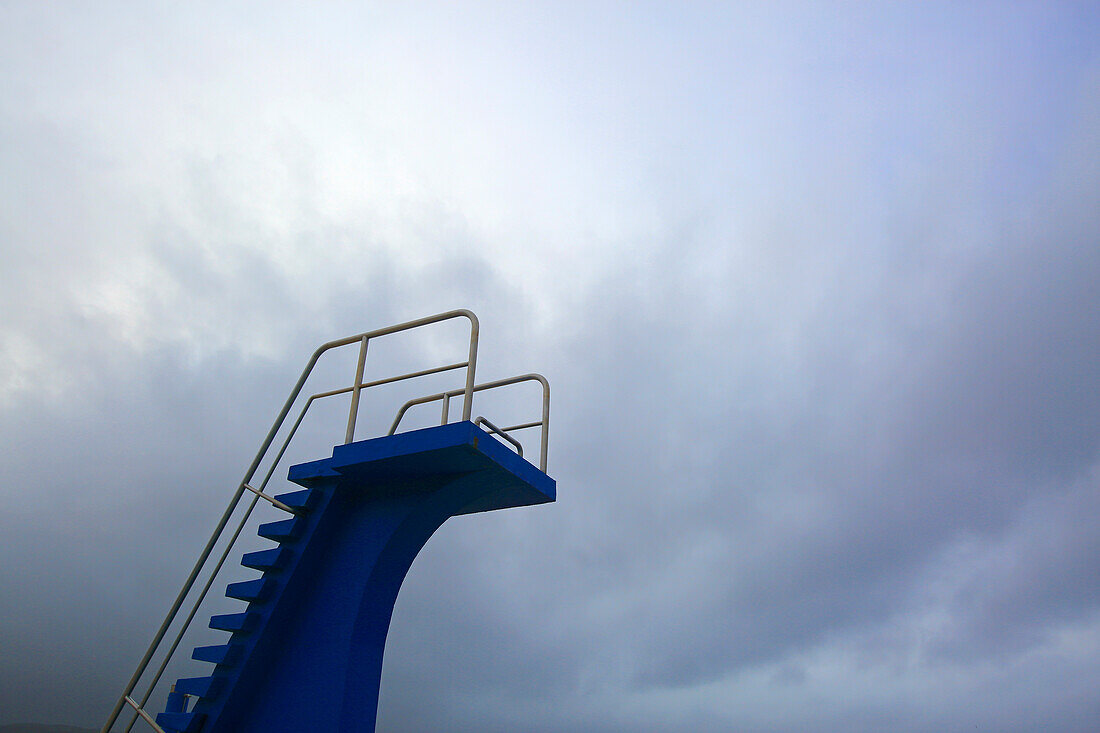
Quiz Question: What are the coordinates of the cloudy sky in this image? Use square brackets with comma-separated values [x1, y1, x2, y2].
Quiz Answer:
[2, 2, 1099, 731]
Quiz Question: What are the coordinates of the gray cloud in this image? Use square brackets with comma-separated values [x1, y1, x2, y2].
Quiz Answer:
[2, 3, 1099, 732]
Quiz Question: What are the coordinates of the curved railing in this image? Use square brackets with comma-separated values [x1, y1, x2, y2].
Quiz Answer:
[104, 310, 486, 733]
[390, 373, 550, 472]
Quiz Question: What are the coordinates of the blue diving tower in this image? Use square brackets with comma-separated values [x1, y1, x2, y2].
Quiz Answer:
[101, 310, 555, 733]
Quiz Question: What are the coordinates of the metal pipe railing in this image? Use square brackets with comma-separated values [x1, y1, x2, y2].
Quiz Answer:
[120, 490, 266, 733]
[344, 336, 369, 444]
[103, 351, 325, 733]
[242, 483, 298, 514]
[389, 373, 550, 472]
[474, 416, 524, 457]
[123, 696, 167, 733]
[103, 309, 479, 732]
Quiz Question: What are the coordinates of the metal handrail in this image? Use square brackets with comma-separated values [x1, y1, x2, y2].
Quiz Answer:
[389, 373, 550, 472]
[474, 416, 524, 457]
[103, 310, 479, 732]
[123, 697, 166, 733]
[242, 483, 298, 514]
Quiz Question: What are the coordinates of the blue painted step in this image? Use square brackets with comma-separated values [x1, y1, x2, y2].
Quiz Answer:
[257, 516, 303, 542]
[175, 675, 223, 699]
[209, 611, 260, 633]
[241, 546, 289, 571]
[192, 643, 242, 665]
[165, 689, 188, 713]
[155, 711, 205, 733]
[226, 576, 274, 602]
[273, 488, 318, 511]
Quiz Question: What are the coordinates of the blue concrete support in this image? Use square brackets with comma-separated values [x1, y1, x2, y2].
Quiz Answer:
[158, 421, 554, 733]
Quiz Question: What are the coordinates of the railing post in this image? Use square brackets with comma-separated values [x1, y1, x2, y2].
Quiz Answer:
[461, 316, 478, 421]
[539, 378, 550, 472]
[345, 336, 369, 444]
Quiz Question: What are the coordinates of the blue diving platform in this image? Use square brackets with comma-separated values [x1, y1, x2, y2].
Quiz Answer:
[102, 311, 554, 733]
[157, 422, 554, 733]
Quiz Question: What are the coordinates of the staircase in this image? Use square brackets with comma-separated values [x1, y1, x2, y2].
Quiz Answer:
[155, 486, 324, 733]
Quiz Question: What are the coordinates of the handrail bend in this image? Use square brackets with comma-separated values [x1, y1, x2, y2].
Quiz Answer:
[474, 416, 524, 457]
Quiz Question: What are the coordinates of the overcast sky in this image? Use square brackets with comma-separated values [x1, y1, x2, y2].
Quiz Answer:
[2, 2, 1099, 731]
